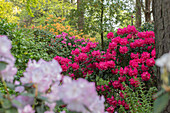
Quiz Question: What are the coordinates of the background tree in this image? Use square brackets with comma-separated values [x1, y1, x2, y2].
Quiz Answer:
[77, 0, 84, 31]
[135, 0, 141, 27]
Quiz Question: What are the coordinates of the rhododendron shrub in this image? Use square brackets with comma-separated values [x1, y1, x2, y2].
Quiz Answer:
[49, 32, 99, 58]
[0, 35, 106, 113]
[54, 25, 156, 112]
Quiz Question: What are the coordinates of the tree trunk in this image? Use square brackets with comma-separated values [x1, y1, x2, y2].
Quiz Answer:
[136, 0, 141, 28]
[145, 0, 151, 22]
[101, 0, 104, 50]
[153, 0, 170, 112]
[71, 0, 74, 3]
[77, 0, 84, 31]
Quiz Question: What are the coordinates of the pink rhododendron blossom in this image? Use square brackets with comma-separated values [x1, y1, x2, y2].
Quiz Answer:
[106, 106, 115, 112]
[141, 64, 149, 71]
[71, 63, 79, 71]
[81, 46, 90, 53]
[119, 46, 129, 54]
[120, 38, 128, 45]
[146, 58, 155, 67]
[107, 60, 116, 68]
[129, 77, 140, 87]
[130, 53, 139, 59]
[111, 69, 118, 75]
[112, 80, 120, 89]
[134, 39, 144, 47]
[92, 50, 101, 57]
[128, 68, 138, 77]
[78, 53, 88, 62]
[141, 52, 150, 60]
[109, 42, 117, 50]
[71, 48, 80, 55]
[107, 32, 114, 39]
[96, 62, 108, 70]
[111, 36, 120, 43]
[141, 71, 151, 81]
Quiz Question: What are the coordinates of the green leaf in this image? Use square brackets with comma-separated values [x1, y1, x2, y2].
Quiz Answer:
[2, 99, 12, 109]
[37, 95, 48, 101]
[12, 99, 23, 108]
[23, 83, 34, 87]
[36, 104, 45, 113]
[20, 93, 35, 97]
[0, 61, 8, 71]
[67, 111, 81, 113]
[153, 92, 169, 113]
[0, 108, 5, 113]
[5, 108, 18, 113]
[153, 88, 166, 99]
[56, 100, 65, 106]
[6, 83, 15, 90]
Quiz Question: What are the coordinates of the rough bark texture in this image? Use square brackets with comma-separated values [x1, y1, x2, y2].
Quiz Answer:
[101, 0, 104, 50]
[153, 0, 170, 112]
[145, 0, 151, 22]
[136, 0, 141, 27]
[77, 0, 84, 30]
[71, 0, 74, 3]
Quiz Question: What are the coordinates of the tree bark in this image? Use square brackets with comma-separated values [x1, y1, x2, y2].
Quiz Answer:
[153, 0, 170, 112]
[101, 0, 104, 50]
[71, 0, 74, 3]
[77, 0, 84, 30]
[145, 0, 151, 22]
[136, 0, 141, 27]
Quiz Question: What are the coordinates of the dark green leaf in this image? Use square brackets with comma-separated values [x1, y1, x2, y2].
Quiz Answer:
[20, 93, 35, 97]
[12, 99, 23, 108]
[6, 83, 15, 90]
[153, 92, 169, 113]
[5, 108, 18, 113]
[2, 99, 12, 109]
[0, 61, 8, 71]
[23, 83, 34, 87]
[56, 100, 65, 106]
[36, 104, 45, 113]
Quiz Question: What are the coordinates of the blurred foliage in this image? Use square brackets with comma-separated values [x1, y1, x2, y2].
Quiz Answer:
[0, 0, 137, 40]
[68, 0, 135, 38]
[138, 22, 154, 31]
[0, 19, 56, 79]
[0, 0, 20, 23]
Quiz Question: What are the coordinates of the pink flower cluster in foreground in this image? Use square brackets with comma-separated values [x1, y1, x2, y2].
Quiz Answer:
[19, 59, 106, 113]
[0, 35, 17, 82]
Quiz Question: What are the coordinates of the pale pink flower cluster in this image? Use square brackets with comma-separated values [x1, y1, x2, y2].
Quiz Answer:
[0, 35, 17, 82]
[21, 59, 62, 93]
[59, 77, 105, 113]
[19, 58, 106, 113]
[45, 76, 106, 113]
[18, 105, 35, 113]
